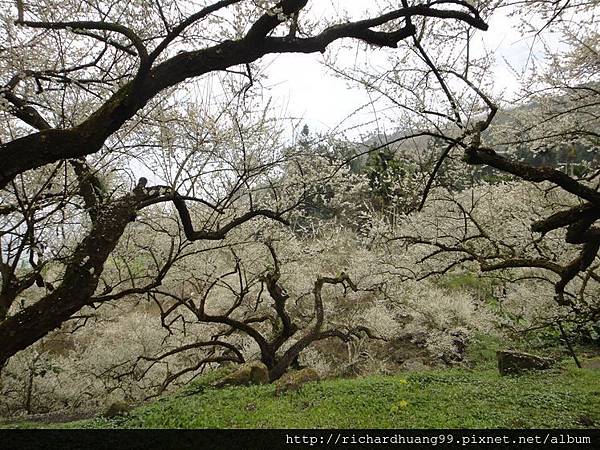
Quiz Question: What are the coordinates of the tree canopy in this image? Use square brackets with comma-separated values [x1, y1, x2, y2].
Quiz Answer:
[0, 0, 598, 387]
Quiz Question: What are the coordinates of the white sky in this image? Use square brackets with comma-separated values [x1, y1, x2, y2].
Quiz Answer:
[261, 2, 544, 137]
[138, 1, 562, 182]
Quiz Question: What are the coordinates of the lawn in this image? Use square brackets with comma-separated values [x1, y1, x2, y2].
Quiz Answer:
[43, 362, 599, 429]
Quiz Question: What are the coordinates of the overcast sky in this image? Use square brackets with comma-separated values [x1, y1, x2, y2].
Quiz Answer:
[262, 2, 542, 137]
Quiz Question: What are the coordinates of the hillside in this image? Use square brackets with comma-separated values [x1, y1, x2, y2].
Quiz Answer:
[4, 358, 598, 430]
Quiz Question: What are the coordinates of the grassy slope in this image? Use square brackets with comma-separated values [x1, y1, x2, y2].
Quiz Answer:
[56, 362, 600, 429]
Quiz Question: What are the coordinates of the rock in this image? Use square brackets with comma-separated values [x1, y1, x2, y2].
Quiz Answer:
[103, 401, 130, 418]
[496, 350, 553, 375]
[448, 330, 468, 362]
[399, 358, 430, 372]
[274, 368, 320, 396]
[578, 415, 595, 427]
[213, 361, 269, 388]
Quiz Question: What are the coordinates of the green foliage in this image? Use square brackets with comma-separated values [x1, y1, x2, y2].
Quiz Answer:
[365, 148, 410, 210]
[437, 272, 499, 304]
[48, 363, 600, 429]
[478, 172, 513, 184]
[523, 325, 565, 350]
[465, 333, 504, 370]
[520, 321, 600, 354]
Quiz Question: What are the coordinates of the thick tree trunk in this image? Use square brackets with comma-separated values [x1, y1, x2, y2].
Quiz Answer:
[0, 5, 488, 188]
[0, 296, 9, 322]
[0, 194, 140, 366]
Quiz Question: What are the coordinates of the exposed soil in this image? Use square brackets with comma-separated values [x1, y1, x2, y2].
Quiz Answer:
[581, 358, 600, 369]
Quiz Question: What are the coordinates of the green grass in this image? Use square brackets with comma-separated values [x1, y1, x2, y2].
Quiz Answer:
[48, 361, 599, 429]
[436, 272, 499, 304]
[465, 333, 505, 369]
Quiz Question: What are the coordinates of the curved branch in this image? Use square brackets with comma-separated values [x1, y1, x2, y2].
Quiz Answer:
[532, 203, 599, 234]
[0, 4, 487, 187]
[1, 90, 52, 131]
[149, 0, 243, 61]
[140, 340, 244, 364]
[16, 20, 150, 75]
[464, 147, 600, 205]
[262, 242, 298, 351]
[172, 195, 289, 241]
[245, 0, 308, 41]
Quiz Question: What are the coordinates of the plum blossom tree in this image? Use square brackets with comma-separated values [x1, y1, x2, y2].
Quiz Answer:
[331, 0, 599, 310]
[391, 183, 600, 327]
[0, 1, 489, 366]
[451, 0, 600, 308]
[137, 241, 385, 385]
